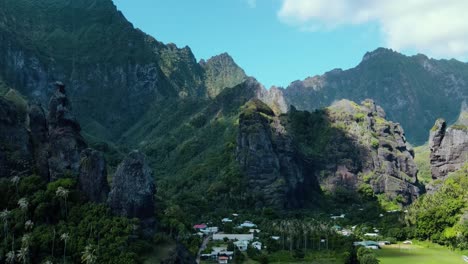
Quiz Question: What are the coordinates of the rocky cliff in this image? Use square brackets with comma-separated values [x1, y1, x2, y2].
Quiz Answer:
[79, 148, 110, 203]
[108, 150, 156, 231]
[285, 99, 420, 204]
[429, 105, 468, 179]
[236, 99, 320, 209]
[0, 83, 110, 202]
[47, 82, 87, 180]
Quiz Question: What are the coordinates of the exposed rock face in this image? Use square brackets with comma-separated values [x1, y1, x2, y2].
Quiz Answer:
[108, 151, 156, 226]
[236, 99, 319, 209]
[286, 99, 420, 204]
[329, 100, 420, 203]
[28, 102, 50, 180]
[79, 148, 110, 203]
[257, 86, 288, 114]
[429, 109, 468, 179]
[0, 97, 32, 177]
[47, 82, 87, 180]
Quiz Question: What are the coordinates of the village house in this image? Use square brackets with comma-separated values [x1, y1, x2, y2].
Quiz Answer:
[193, 224, 207, 230]
[234, 240, 249, 251]
[200, 226, 219, 234]
[239, 221, 257, 228]
[213, 234, 254, 241]
[252, 241, 262, 250]
[218, 256, 229, 264]
[330, 214, 345, 220]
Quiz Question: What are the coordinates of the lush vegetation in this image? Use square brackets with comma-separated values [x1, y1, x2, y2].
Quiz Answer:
[407, 164, 468, 250]
[413, 145, 432, 184]
[0, 175, 150, 263]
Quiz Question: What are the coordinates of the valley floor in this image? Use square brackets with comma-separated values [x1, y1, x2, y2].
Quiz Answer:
[377, 242, 467, 264]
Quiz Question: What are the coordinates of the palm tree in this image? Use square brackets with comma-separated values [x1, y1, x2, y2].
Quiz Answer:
[52, 228, 56, 258]
[17, 246, 29, 264]
[25, 220, 34, 231]
[56, 187, 70, 217]
[61, 233, 69, 264]
[10, 176, 20, 196]
[6, 250, 15, 264]
[21, 234, 31, 248]
[44, 261, 54, 264]
[1, 209, 11, 245]
[81, 244, 97, 264]
[18, 198, 29, 221]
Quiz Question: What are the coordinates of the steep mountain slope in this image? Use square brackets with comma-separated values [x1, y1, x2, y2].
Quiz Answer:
[0, 0, 246, 141]
[236, 99, 321, 209]
[278, 48, 468, 145]
[285, 99, 420, 204]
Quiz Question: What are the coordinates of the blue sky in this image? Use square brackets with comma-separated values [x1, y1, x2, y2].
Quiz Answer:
[112, 0, 467, 88]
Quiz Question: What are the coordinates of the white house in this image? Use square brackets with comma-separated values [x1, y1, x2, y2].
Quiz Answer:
[201, 227, 219, 234]
[330, 214, 345, 220]
[222, 218, 233, 223]
[364, 233, 379, 237]
[252, 241, 262, 250]
[212, 247, 228, 254]
[234, 240, 249, 251]
[249, 229, 261, 234]
[271, 236, 280, 240]
[213, 234, 254, 241]
[239, 221, 257, 228]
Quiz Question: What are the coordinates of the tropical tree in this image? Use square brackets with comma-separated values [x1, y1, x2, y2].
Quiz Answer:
[18, 198, 29, 221]
[17, 246, 29, 264]
[11, 176, 20, 196]
[61, 233, 69, 263]
[52, 228, 56, 258]
[81, 244, 97, 264]
[21, 233, 32, 250]
[56, 187, 70, 217]
[24, 220, 34, 231]
[1, 209, 11, 244]
[6, 250, 15, 264]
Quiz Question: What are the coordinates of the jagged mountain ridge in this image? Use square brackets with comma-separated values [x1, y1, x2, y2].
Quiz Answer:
[272, 48, 468, 145]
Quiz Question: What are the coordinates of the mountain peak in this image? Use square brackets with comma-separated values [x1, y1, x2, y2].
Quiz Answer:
[362, 47, 398, 62]
[202, 52, 247, 98]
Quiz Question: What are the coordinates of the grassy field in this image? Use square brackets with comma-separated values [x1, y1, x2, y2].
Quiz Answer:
[377, 242, 467, 264]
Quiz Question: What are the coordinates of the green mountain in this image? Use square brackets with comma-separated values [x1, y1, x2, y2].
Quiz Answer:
[1, 0, 468, 262]
[0, 0, 246, 141]
[278, 48, 468, 145]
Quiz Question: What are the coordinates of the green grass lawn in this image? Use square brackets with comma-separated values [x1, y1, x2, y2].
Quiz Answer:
[377, 242, 467, 264]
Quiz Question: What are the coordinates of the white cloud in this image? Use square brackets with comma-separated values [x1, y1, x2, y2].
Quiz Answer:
[246, 0, 257, 8]
[278, 0, 468, 59]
